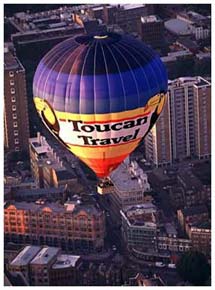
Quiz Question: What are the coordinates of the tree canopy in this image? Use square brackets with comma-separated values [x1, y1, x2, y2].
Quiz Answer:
[176, 251, 211, 286]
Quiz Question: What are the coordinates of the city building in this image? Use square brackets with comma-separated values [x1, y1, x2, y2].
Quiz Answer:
[121, 203, 158, 252]
[157, 235, 192, 254]
[115, 4, 148, 33]
[177, 170, 208, 207]
[49, 254, 82, 286]
[14, 186, 67, 202]
[87, 5, 118, 25]
[186, 222, 211, 257]
[29, 133, 77, 188]
[4, 44, 30, 153]
[30, 247, 60, 286]
[167, 185, 184, 210]
[164, 18, 191, 36]
[8, 246, 41, 284]
[177, 205, 209, 233]
[145, 93, 172, 167]
[177, 205, 210, 257]
[193, 78, 211, 159]
[105, 161, 152, 225]
[138, 15, 164, 49]
[145, 77, 211, 166]
[8, 245, 82, 286]
[4, 200, 105, 253]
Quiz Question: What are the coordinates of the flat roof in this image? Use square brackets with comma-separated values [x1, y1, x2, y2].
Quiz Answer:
[16, 186, 66, 197]
[110, 163, 144, 193]
[52, 255, 80, 269]
[194, 78, 211, 87]
[10, 246, 41, 266]
[4, 52, 24, 71]
[141, 15, 161, 23]
[182, 205, 208, 217]
[122, 4, 145, 10]
[30, 247, 60, 265]
[121, 203, 157, 227]
[165, 19, 190, 35]
[177, 170, 202, 190]
[165, 223, 177, 236]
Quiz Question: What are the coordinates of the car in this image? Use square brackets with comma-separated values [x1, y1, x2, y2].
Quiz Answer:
[155, 262, 165, 268]
[168, 263, 176, 269]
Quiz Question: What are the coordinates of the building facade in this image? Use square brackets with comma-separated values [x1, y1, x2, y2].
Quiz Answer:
[8, 245, 82, 286]
[121, 203, 158, 252]
[145, 77, 211, 166]
[138, 15, 164, 48]
[186, 223, 211, 257]
[29, 133, 77, 188]
[4, 45, 30, 153]
[4, 200, 105, 253]
[106, 161, 152, 225]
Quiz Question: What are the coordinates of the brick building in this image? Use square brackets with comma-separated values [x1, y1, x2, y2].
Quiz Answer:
[4, 45, 30, 153]
[4, 200, 105, 253]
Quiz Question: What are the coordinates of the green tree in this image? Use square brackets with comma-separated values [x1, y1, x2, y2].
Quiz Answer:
[176, 251, 211, 286]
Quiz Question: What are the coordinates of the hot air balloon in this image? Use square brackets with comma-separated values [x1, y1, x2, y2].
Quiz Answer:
[33, 32, 168, 178]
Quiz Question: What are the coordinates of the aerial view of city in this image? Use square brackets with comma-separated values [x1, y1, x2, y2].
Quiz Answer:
[4, 3, 211, 286]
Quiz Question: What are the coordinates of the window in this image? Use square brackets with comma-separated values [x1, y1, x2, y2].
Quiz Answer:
[11, 96, 16, 102]
[12, 113, 17, 119]
[15, 138, 19, 144]
[14, 130, 18, 136]
[15, 146, 20, 152]
[11, 88, 15, 94]
[13, 121, 18, 127]
[12, 105, 16, 111]
[9, 71, 14, 77]
[10, 80, 15, 85]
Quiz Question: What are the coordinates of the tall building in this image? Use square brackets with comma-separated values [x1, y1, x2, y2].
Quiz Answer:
[138, 15, 164, 49]
[4, 45, 30, 153]
[145, 93, 172, 166]
[193, 79, 211, 159]
[145, 77, 211, 166]
[115, 4, 148, 33]
[4, 200, 105, 253]
[29, 133, 77, 188]
[100, 161, 152, 226]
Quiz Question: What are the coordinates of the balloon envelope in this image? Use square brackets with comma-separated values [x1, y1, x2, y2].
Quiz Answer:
[33, 33, 168, 177]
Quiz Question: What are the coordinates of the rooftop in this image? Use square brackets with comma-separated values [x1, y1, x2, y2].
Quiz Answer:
[190, 221, 211, 230]
[165, 223, 177, 237]
[52, 255, 80, 269]
[177, 37, 199, 50]
[10, 246, 41, 266]
[110, 162, 149, 194]
[141, 15, 161, 23]
[4, 51, 24, 71]
[121, 4, 145, 10]
[165, 18, 191, 35]
[16, 186, 66, 197]
[182, 205, 208, 217]
[168, 76, 211, 89]
[30, 134, 65, 171]
[55, 169, 76, 180]
[5, 200, 102, 216]
[177, 170, 202, 190]
[121, 203, 157, 227]
[30, 247, 60, 265]
[194, 77, 211, 87]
